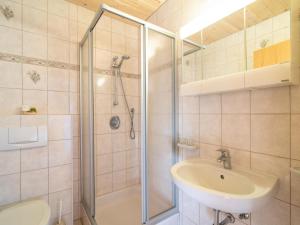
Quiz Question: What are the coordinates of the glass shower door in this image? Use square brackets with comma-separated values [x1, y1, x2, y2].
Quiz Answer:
[80, 31, 96, 220]
[142, 27, 177, 224]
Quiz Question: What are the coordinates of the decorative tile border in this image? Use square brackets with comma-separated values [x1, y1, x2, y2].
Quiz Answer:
[0, 52, 79, 70]
[0, 52, 140, 79]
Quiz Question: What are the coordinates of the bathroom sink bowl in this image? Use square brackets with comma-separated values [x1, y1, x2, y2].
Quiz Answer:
[0, 200, 50, 225]
[171, 159, 279, 213]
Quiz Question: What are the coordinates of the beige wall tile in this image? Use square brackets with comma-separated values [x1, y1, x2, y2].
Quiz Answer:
[182, 114, 199, 143]
[21, 147, 48, 172]
[291, 205, 300, 225]
[23, 64, 47, 90]
[48, 0, 69, 18]
[23, 0, 47, 11]
[222, 91, 250, 114]
[222, 114, 250, 150]
[251, 153, 290, 203]
[251, 87, 290, 114]
[96, 154, 112, 175]
[199, 114, 221, 145]
[228, 148, 251, 169]
[23, 90, 47, 114]
[48, 115, 72, 140]
[182, 96, 199, 114]
[49, 164, 72, 193]
[22, 5, 47, 34]
[49, 140, 72, 167]
[21, 168, 48, 199]
[69, 70, 79, 92]
[73, 158, 80, 181]
[0, 0, 22, 29]
[48, 14, 69, 40]
[113, 152, 126, 171]
[95, 134, 112, 155]
[199, 143, 221, 163]
[95, 49, 112, 70]
[291, 115, 300, 160]
[113, 170, 126, 191]
[95, 29, 111, 51]
[0, 88, 22, 115]
[48, 67, 69, 91]
[0, 61, 22, 89]
[70, 93, 79, 114]
[126, 167, 139, 185]
[200, 94, 221, 114]
[96, 173, 112, 196]
[0, 26, 22, 55]
[49, 189, 72, 219]
[291, 160, 300, 207]
[48, 91, 69, 114]
[95, 94, 111, 114]
[0, 115, 20, 127]
[291, 83, 300, 114]
[252, 198, 290, 225]
[0, 150, 20, 176]
[23, 32, 47, 59]
[251, 115, 290, 158]
[94, 74, 111, 94]
[0, 173, 20, 206]
[21, 115, 47, 126]
[48, 37, 69, 63]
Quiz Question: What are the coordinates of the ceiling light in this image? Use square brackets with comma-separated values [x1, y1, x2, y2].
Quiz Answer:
[180, 0, 255, 39]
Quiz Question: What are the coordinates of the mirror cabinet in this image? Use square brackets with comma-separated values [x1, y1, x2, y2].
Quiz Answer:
[181, 0, 300, 96]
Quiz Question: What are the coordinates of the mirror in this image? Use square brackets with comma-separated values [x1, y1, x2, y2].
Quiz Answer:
[245, 0, 290, 70]
[182, 0, 291, 84]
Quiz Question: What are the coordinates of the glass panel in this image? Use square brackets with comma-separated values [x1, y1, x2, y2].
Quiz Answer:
[81, 32, 95, 216]
[147, 28, 176, 219]
[93, 11, 142, 225]
[245, 0, 291, 70]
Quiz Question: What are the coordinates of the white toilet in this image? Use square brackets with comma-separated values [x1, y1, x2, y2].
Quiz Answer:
[0, 200, 50, 225]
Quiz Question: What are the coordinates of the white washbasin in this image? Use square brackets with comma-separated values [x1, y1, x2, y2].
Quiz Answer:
[0, 200, 50, 225]
[171, 159, 279, 213]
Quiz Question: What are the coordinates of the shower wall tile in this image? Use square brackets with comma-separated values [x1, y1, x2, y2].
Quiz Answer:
[48, 67, 69, 91]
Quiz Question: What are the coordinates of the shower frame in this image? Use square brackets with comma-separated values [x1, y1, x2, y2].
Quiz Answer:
[79, 4, 178, 225]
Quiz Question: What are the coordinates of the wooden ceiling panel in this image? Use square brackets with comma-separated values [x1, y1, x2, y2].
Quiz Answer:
[66, 0, 166, 19]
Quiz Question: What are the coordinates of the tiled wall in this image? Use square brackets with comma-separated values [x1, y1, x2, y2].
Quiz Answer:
[93, 15, 141, 197]
[148, 0, 300, 225]
[183, 11, 290, 83]
[0, 0, 97, 224]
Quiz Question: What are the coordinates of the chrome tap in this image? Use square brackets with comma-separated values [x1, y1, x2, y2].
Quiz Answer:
[217, 149, 231, 169]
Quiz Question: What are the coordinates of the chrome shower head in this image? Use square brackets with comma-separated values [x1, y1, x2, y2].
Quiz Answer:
[112, 55, 130, 68]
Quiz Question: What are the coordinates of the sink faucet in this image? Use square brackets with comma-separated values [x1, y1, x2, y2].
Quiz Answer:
[217, 149, 232, 169]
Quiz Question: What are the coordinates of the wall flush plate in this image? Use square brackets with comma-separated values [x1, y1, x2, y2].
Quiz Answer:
[0, 126, 47, 151]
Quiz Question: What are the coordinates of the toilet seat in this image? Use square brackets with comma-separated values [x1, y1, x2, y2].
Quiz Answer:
[0, 200, 50, 225]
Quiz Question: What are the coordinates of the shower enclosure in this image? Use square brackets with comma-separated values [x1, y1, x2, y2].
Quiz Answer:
[80, 4, 177, 225]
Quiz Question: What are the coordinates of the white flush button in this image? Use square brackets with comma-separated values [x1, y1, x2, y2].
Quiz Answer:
[8, 127, 38, 144]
